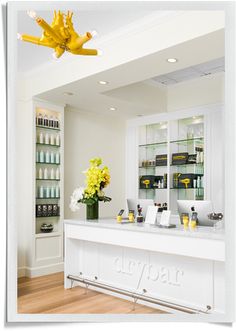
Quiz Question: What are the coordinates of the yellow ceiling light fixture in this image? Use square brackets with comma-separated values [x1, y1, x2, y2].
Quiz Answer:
[18, 10, 100, 59]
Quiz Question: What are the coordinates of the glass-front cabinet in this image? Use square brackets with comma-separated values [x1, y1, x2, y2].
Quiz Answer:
[138, 115, 205, 214]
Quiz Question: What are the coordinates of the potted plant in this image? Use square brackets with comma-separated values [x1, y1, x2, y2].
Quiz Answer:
[70, 157, 111, 220]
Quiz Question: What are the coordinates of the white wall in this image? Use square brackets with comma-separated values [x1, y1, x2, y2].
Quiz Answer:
[167, 72, 224, 112]
[64, 107, 126, 219]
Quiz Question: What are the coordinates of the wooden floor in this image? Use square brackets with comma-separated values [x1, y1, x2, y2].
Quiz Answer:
[18, 272, 167, 314]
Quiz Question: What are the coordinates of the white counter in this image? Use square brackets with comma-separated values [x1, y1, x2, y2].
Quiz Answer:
[64, 218, 225, 314]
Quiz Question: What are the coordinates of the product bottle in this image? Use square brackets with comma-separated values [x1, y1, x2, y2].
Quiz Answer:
[38, 168, 43, 179]
[193, 179, 197, 188]
[200, 148, 204, 164]
[55, 117, 59, 128]
[43, 114, 49, 127]
[39, 132, 44, 144]
[49, 116, 54, 127]
[38, 113, 43, 126]
[36, 151, 39, 162]
[197, 176, 201, 188]
[200, 176, 204, 188]
[55, 186, 60, 198]
[50, 151, 54, 164]
[56, 168, 60, 180]
[39, 186, 44, 198]
[51, 186, 55, 198]
[50, 134, 54, 145]
[45, 151, 50, 163]
[45, 133, 49, 145]
[55, 152, 60, 164]
[46, 187, 50, 198]
[50, 168, 54, 180]
[56, 134, 60, 146]
[44, 168, 48, 179]
[39, 150, 44, 163]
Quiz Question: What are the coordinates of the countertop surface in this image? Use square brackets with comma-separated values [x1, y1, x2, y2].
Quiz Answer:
[64, 218, 225, 241]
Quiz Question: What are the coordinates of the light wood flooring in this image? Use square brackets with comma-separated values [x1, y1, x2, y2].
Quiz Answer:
[18, 272, 167, 314]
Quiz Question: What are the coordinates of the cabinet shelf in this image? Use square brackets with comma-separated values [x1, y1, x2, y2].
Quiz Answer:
[139, 165, 167, 169]
[170, 187, 204, 190]
[36, 178, 60, 181]
[36, 143, 60, 147]
[171, 163, 204, 167]
[36, 125, 60, 131]
[35, 232, 61, 238]
[170, 137, 204, 145]
[139, 141, 167, 148]
[36, 197, 60, 200]
[139, 188, 167, 190]
[36, 162, 60, 165]
[36, 215, 60, 218]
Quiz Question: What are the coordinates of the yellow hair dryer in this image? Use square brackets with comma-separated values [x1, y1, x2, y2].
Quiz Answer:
[142, 179, 150, 188]
[179, 178, 190, 189]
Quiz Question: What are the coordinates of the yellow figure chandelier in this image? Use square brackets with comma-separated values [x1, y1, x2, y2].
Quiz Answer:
[18, 10, 100, 59]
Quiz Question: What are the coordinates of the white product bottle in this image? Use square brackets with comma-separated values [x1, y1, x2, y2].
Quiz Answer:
[56, 134, 60, 146]
[39, 150, 44, 163]
[50, 168, 54, 180]
[39, 186, 44, 198]
[39, 132, 44, 144]
[38, 168, 43, 179]
[36, 151, 39, 162]
[50, 133, 54, 145]
[55, 186, 60, 198]
[51, 186, 55, 198]
[44, 168, 48, 179]
[197, 176, 201, 188]
[45, 151, 50, 163]
[55, 152, 60, 164]
[200, 176, 204, 188]
[193, 179, 197, 188]
[46, 187, 50, 198]
[56, 168, 60, 180]
[45, 132, 49, 145]
[50, 151, 54, 164]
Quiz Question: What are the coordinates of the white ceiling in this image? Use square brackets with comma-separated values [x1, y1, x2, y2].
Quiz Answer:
[17, 8, 171, 72]
[149, 57, 225, 86]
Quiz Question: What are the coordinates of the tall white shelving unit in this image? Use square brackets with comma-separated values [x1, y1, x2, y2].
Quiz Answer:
[30, 100, 64, 277]
[126, 104, 223, 215]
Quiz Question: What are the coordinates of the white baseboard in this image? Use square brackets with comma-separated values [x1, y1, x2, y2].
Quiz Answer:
[18, 262, 64, 278]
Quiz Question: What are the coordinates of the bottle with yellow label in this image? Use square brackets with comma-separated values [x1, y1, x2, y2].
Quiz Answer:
[128, 211, 135, 222]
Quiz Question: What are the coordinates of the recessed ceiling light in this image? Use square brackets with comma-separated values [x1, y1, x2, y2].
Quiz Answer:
[167, 58, 178, 63]
[137, 114, 144, 117]
[109, 107, 116, 111]
[63, 92, 74, 96]
[98, 80, 108, 85]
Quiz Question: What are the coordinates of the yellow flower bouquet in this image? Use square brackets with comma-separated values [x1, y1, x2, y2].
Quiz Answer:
[70, 157, 111, 219]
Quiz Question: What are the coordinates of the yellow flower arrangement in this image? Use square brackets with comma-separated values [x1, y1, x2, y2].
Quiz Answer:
[70, 157, 111, 211]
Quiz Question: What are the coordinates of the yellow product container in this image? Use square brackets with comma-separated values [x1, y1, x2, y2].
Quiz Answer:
[128, 213, 135, 222]
[116, 215, 122, 223]
[189, 220, 197, 229]
[182, 214, 189, 228]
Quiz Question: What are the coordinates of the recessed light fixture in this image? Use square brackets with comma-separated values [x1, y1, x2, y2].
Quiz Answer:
[137, 114, 144, 117]
[167, 58, 178, 63]
[63, 92, 74, 96]
[98, 80, 108, 85]
[109, 107, 116, 111]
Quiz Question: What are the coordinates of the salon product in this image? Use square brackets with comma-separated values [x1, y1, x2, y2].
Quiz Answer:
[187, 154, 197, 164]
[55, 152, 60, 164]
[43, 114, 49, 127]
[197, 176, 201, 188]
[38, 168, 43, 179]
[39, 150, 44, 163]
[136, 204, 144, 223]
[36, 151, 39, 162]
[56, 168, 60, 180]
[55, 186, 60, 198]
[56, 134, 60, 146]
[45, 151, 50, 163]
[50, 151, 54, 163]
[39, 132, 44, 144]
[40, 223, 54, 233]
[193, 179, 197, 188]
[44, 168, 48, 179]
[200, 176, 204, 188]
[37, 113, 43, 126]
[172, 152, 189, 165]
[50, 168, 55, 180]
[36, 204, 42, 217]
[200, 148, 204, 163]
[46, 187, 50, 198]
[156, 154, 167, 166]
[39, 186, 44, 198]
[50, 134, 54, 145]
[54, 117, 59, 128]
[51, 186, 55, 198]
[49, 116, 54, 127]
[45, 133, 49, 144]
[47, 204, 53, 216]
[52, 204, 58, 216]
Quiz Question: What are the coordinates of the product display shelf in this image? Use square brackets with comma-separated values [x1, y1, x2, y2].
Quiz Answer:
[139, 141, 167, 148]
[35, 231, 61, 238]
[170, 137, 204, 145]
[36, 178, 60, 181]
[36, 143, 60, 147]
[36, 215, 60, 218]
[36, 197, 60, 199]
[36, 162, 60, 165]
[36, 125, 60, 131]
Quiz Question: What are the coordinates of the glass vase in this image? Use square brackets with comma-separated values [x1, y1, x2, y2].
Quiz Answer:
[86, 201, 99, 220]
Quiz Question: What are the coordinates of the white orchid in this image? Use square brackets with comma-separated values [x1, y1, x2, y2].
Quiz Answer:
[69, 187, 84, 212]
